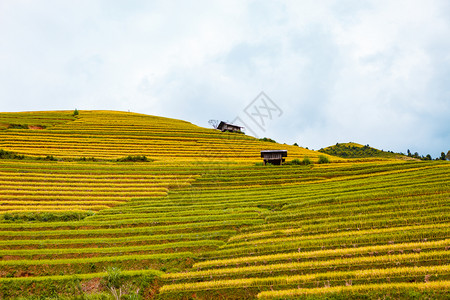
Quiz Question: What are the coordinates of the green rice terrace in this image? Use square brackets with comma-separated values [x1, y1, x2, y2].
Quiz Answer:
[0, 110, 449, 299]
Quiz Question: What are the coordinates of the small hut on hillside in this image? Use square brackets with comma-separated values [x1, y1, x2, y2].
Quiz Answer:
[217, 121, 243, 133]
[261, 150, 287, 165]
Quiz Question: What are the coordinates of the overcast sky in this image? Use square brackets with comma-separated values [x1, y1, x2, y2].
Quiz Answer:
[1, 1, 449, 157]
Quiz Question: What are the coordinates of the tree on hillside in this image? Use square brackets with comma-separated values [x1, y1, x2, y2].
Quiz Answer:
[208, 120, 219, 129]
[440, 152, 446, 160]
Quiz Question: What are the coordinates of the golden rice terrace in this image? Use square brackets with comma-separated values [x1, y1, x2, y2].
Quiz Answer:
[0, 110, 448, 299]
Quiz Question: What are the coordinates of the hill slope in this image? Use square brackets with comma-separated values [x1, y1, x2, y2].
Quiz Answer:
[0, 111, 449, 299]
[0, 110, 326, 214]
[0, 110, 320, 161]
[319, 142, 401, 158]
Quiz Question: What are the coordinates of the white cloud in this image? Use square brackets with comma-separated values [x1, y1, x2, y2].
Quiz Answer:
[0, 0, 449, 156]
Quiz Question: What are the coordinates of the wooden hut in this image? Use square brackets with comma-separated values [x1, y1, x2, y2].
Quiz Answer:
[217, 121, 243, 133]
[261, 150, 287, 165]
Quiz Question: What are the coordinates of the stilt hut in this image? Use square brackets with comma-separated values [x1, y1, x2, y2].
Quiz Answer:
[261, 150, 287, 165]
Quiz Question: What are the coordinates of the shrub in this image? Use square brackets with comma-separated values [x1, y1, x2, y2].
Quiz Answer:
[8, 123, 28, 129]
[1, 211, 94, 222]
[302, 157, 312, 165]
[40, 155, 57, 161]
[73, 109, 79, 117]
[259, 137, 277, 143]
[116, 155, 152, 162]
[290, 159, 301, 165]
[318, 155, 330, 164]
[284, 158, 312, 166]
[77, 157, 97, 162]
[0, 149, 25, 160]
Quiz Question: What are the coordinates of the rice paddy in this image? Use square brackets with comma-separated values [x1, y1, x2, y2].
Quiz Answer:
[0, 110, 448, 299]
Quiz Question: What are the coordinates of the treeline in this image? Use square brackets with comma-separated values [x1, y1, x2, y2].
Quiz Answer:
[406, 149, 450, 161]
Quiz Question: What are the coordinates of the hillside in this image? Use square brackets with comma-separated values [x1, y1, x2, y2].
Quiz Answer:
[0, 110, 325, 214]
[0, 110, 321, 161]
[319, 142, 401, 159]
[0, 111, 449, 299]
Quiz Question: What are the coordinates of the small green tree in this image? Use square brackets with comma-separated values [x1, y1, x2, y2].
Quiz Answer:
[302, 157, 312, 165]
[290, 158, 301, 165]
[73, 109, 79, 117]
[318, 155, 330, 164]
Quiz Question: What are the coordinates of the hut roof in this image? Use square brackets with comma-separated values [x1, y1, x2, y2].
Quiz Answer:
[217, 121, 242, 130]
[260, 150, 288, 158]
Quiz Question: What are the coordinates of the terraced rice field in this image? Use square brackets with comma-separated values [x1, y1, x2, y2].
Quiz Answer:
[0, 111, 449, 299]
[0, 110, 318, 161]
[0, 160, 195, 213]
